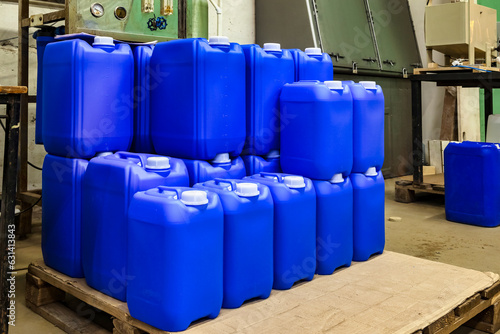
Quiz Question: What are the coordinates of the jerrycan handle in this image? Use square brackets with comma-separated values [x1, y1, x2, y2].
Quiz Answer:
[213, 178, 237, 191]
[115, 152, 146, 167]
[157, 186, 182, 200]
[259, 172, 283, 182]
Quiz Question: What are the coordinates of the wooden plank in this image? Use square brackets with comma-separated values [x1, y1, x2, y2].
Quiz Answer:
[0, 86, 27, 94]
[424, 310, 455, 334]
[26, 273, 65, 307]
[18, 192, 42, 206]
[441, 141, 450, 173]
[400, 173, 445, 187]
[113, 319, 145, 334]
[455, 293, 482, 317]
[26, 300, 110, 334]
[440, 86, 458, 141]
[414, 66, 500, 74]
[466, 301, 500, 333]
[457, 87, 480, 142]
[481, 282, 500, 300]
[423, 166, 436, 176]
[429, 140, 443, 174]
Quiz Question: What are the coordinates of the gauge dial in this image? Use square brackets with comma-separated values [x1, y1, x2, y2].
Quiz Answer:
[90, 3, 104, 18]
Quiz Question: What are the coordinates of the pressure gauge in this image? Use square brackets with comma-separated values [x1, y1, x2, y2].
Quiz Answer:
[90, 3, 104, 18]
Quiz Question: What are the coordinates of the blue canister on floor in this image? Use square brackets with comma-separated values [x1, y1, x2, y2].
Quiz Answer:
[245, 173, 316, 290]
[131, 45, 155, 153]
[444, 142, 500, 227]
[127, 187, 223, 332]
[35, 33, 55, 144]
[82, 152, 189, 301]
[242, 151, 281, 176]
[183, 154, 246, 186]
[194, 179, 273, 308]
[150, 37, 246, 160]
[42, 155, 88, 278]
[289, 48, 333, 82]
[312, 174, 353, 275]
[351, 168, 385, 261]
[280, 81, 353, 180]
[241, 43, 294, 156]
[346, 81, 385, 174]
[42, 36, 134, 159]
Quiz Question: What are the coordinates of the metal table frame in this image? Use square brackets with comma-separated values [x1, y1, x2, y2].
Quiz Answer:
[411, 72, 500, 185]
[0, 87, 24, 334]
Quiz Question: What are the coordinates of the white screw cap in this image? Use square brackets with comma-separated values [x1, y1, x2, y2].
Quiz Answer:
[93, 36, 114, 46]
[263, 43, 281, 52]
[96, 152, 113, 157]
[146, 157, 170, 170]
[365, 167, 378, 177]
[360, 81, 377, 90]
[209, 36, 230, 46]
[180, 190, 209, 206]
[266, 150, 280, 159]
[305, 47, 322, 56]
[235, 183, 260, 197]
[283, 176, 306, 189]
[325, 81, 343, 91]
[212, 153, 231, 164]
[330, 173, 344, 184]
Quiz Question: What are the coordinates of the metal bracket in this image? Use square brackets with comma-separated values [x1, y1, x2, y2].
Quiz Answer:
[29, 14, 44, 27]
[352, 62, 358, 74]
[384, 60, 396, 67]
[403, 68, 408, 79]
[329, 53, 345, 62]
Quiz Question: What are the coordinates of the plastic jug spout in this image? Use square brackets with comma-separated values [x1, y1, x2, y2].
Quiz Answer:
[211, 153, 231, 165]
[180, 190, 209, 206]
[266, 150, 280, 159]
[305, 47, 322, 56]
[263, 43, 282, 53]
[93, 36, 115, 52]
[235, 183, 260, 197]
[208, 36, 230, 46]
[330, 173, 344, 184]
[365, 167, 378, 177]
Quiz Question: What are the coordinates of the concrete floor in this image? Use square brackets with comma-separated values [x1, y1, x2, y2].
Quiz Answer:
[10, 178, 500, 333]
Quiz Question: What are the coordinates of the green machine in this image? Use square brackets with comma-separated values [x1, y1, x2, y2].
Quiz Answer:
[66, 0, 209, 42]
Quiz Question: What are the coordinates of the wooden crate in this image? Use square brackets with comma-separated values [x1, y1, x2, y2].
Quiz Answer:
[26, 252, 500, 334]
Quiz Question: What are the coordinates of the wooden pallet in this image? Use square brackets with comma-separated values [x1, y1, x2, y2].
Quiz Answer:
[395, 173, 445, 203]
[414, 65, 500, 75]
[26, 253, 500, 334]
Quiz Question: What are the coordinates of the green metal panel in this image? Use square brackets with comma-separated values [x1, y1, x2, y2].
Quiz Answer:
[367, 0, 421, 72]
[315, 0, 380, 70]
[68, 0, 208, 42]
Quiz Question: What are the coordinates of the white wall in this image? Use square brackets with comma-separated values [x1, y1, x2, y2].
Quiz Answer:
[208, 0, 255, 44]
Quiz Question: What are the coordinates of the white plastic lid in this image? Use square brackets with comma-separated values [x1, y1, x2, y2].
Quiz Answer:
[212, 153, 231, 164]
[235, 183, 260, 197]
[305, 47, 322, 56]
[266, 150, 280, 159]
[263, 43, 281, 52]
[330, 173, 344, 184]
[208, 36, 230, 46]
[360, 81, 377, 90]
[96, 152, 113, 157]
[93, 36, 114, 47]
[365, 167, 378, 177]
[145, 156, 170, 170]
[180, 190, 209, 206]
[283, 176, 306, 189]
[325, 81, 343, 91]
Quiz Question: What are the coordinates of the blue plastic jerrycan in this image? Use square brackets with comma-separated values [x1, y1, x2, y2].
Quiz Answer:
[42, 155, 88, 278]
[351, 168, 385, 261]
[42, 36, 134, 159]
[312, 175, 353, 275]
[82, 152, 189, 301]
[131, 45, 155, 153]
[242, 151, 281, 176]
[280, 80, 353, 180]
[289, 48, 333, 82]
[241, 43, 295, 156]
[127, 187, 223, 332]
[35, 33, 55, 144]
[194, 179, 273, 308]
[345, 81, 385, 174]
[445, 142, 500, 227]
[183, 154, 246, 186]
[150, 37, 246, 160]
[245, 173, 316, 290]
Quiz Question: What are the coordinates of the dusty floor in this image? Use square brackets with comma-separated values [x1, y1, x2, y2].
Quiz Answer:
[10, 177, 500, 333]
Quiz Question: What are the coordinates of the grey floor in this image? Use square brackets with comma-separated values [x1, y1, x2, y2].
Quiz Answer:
[11, 178, 500, 333]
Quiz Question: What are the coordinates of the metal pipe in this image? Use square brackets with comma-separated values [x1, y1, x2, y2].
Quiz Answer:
[208, 0, 222, 36]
